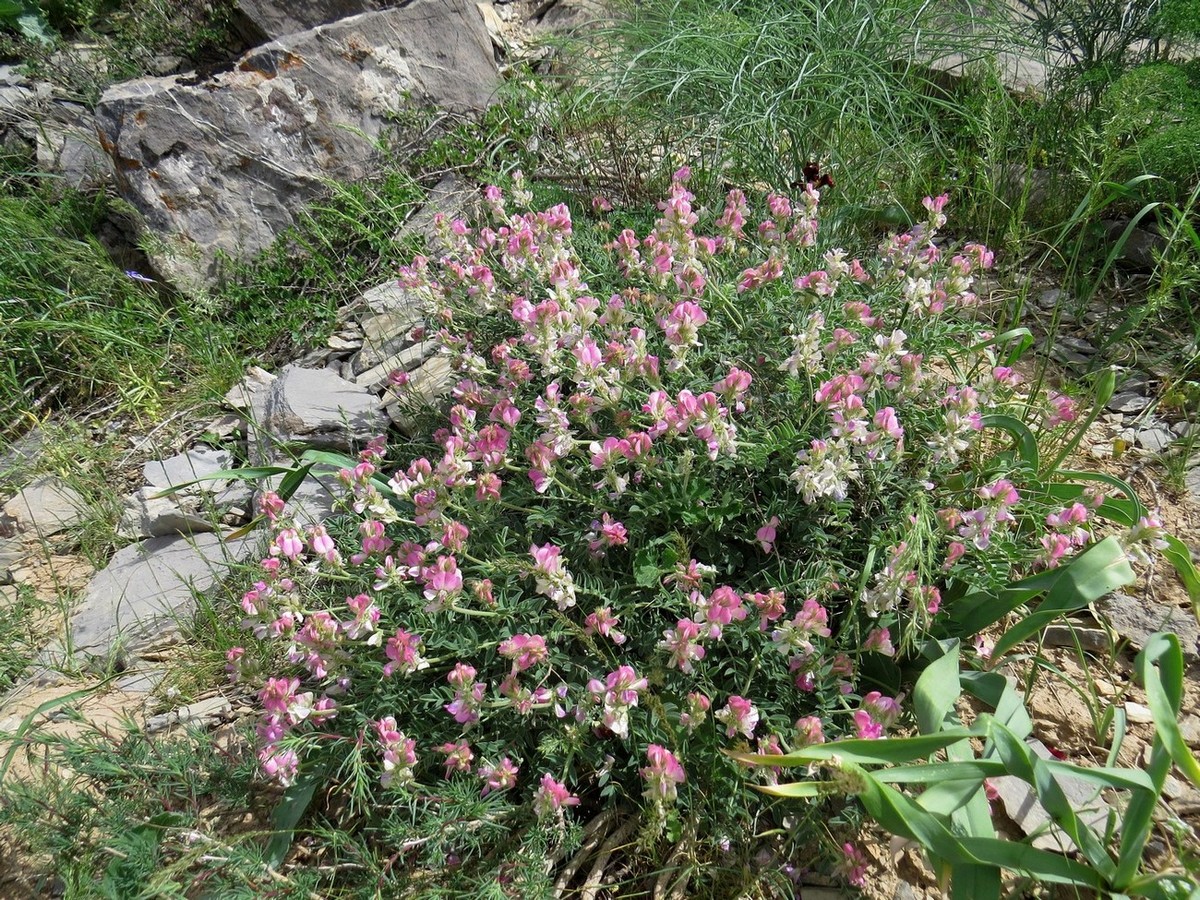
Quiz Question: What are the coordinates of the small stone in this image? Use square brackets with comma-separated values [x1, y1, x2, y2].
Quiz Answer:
[1042, 624, 1109, 653]
[0, 584, 18, 604]
[224, 366, 276, 411]
[1163, 775, 1186, 800]
[326, 333, 361, 351]
[1179, 715, 1200, 749]
[1125, 701, 1153, 724]
[1134, 426, 1174, 454]
[9, 566, 32, 584]
[145, 695, 232, 734]
[1056, 335, 1097, 356]
[1094, 678, 1116, 696]
[1106, 392, 1150, 414]
[1088, 443, 1114, 460]
[1037, 288, 1069, 309]
[116, 668, 167, 693]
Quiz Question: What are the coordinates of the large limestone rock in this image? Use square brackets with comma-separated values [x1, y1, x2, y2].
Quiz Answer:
[95, 0, 499, 292]
[233, 0, 389, 42]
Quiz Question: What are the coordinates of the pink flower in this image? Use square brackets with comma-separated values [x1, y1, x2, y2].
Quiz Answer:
[641, 744, 686, 808]
[272, 528, 304, 561]
[853, 709, 883, 739]
[383, 628, 428, 677]
[715, 696, 759, 739]
[533, 773, 580, 820]
[746, 588, 786, 629]
[529, 543, 577, 610]
[697, 585, 747, 638]
[437, 741, 475, 778]
[257, 491, 286, 522]
[755, 516, 780, 554]
[794, 716, 825, 747]
[498, 633, 548, 672]
[863, 627, 895, 656]
[1046, 391, 1078, 428]
[659, 618, 706, 673]
[421, 555, 464, 612]
[375, 716, 418, 787]
[862, 691, 901, 728]
[584, 607, 626, 645]
[840, 842, 869, 888]
[307, 525, 340, 565]
[479, 757, 519, 796]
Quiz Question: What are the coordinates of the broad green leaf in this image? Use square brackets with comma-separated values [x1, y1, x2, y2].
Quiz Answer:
[1162, 535, 1200, 608]
[1138, 634, 1200, 787]
[989, 536, 1135, 661]
[877, 761, 1003, 783]
[265, 774, 320, 869]
[914, 638, 961, 736]
[989, 722, 1114, 877]
[730, 728, 986, 768]
[980, 413, 1039, 470]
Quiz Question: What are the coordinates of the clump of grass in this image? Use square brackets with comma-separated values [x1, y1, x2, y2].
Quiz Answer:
[0, 179, 190, 443]
[569, 0, 1011, 210]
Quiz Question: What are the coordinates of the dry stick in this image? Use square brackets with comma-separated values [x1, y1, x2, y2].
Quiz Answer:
[650, 840, 689, 900]
[553, 807, 619, 896]
[579, 818, 637, 900]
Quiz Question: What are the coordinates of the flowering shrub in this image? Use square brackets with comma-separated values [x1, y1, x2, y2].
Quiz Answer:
[228, 171, 1172, 889]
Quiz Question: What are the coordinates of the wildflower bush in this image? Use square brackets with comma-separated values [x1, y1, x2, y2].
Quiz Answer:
[228, 171, 1176, 891]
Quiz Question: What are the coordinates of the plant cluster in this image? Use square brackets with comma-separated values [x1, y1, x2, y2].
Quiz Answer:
[224, 173, 1179, 890]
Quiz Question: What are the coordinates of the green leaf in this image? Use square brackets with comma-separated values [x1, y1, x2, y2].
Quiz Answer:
[913, 638, 960, 736]
[265, 774, 320, 869]
[731, 728, 986, 768]
[988, 721, 1114, 876]
[1161, 535, 1200, 608]
[1137, 634, 1200, 787]
[988, 536, 1135, 661]
[980, 413, 1039, 470]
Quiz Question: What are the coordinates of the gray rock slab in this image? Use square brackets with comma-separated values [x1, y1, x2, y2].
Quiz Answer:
[262, 473, 339, 528]
[1119, 425, 1175, 454]
[143, 447, 233, 493]
[351, 305, 428, 373]
[262, 364, 387, 452]
[2, 476, 88, 537]
[1106, 392, 1150, 415]
[95, 1, 499, 292]
[354, 341, 437, 391]
[362, 280, 430, 316]
[118, 488, 218, 539]
[1095, 592, 1200, 660]
[992, 738, 1113, 853]
[116, 668, 167, 693]
[392, 173, 477, 253]
[66, 532, 258, 665]
[35, 103, 113, 191]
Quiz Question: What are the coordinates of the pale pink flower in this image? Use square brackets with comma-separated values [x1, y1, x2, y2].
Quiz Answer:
[479, 757, 519, 796]
[755, 516, 780, 554]
[715, 696, 759, 739]
[533, 773, 580, 820]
